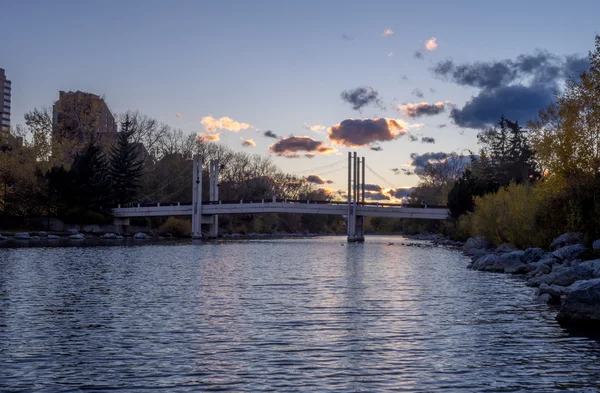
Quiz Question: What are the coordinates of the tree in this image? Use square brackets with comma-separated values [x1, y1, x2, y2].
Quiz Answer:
[69, 140, 111, 211]
[447, 168, 489, 218]
[529, 35, 600, 179]
[24, 108, 53, 162]
[110, 115, 144, 204]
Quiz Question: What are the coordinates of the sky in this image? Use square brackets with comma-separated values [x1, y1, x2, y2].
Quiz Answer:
[1, 0, 598, 197]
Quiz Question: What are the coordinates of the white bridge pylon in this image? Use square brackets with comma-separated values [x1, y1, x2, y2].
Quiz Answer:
[111, 153, 450, 241]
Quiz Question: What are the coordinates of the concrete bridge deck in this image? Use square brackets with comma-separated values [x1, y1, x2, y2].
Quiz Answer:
[112, 200, 449, 220]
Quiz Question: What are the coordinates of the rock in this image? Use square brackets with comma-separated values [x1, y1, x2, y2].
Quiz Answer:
[578, 259, 600, 278]
[553, 244, 587, 261]
[550, 232, 584, 251]
[465, 248, 489, 258]
[37, 231, 48, 237]
[30, 236, 41, 240]
[69, 233, 85, 240]
[66, 228, 79, 235]
[133, 232, 151, 240]
[495, 243, 517, 254]
[534, 293, 553, 303]
[47, 234, 61, 240]
[528, 263, 593, 287]
[522, 248, 546, 263]
[537, 283, 572, 304]
[592, 239, 600, 251]
[557, 278, 600, 326]
[14, 232, 30, 240]
[102, 233, 119, 239]
[464, 237, 491, 251]
[0, 234, 6, 241]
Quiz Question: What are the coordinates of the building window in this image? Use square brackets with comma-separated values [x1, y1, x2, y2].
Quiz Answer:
[3, 88, 9, 94]
[2, 120, 10, 125]
[3, 95, 9, 100]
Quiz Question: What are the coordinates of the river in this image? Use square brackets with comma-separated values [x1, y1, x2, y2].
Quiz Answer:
[1, 236, 599, 392]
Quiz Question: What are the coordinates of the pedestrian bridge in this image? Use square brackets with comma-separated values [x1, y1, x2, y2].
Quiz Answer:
[112, 153, 449, 242]
[112, 199, 449, 220]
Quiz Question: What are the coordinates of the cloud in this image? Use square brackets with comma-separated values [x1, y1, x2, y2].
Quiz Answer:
[383, 28, 394, 37]
[387, 187, 415, 198]
[365, 191, 391, 201]
[340, 86, 382, 111]
[176, 113, 183, 119]
[302, 123, 326, 132]
[429, 88, 436, 94]
[408, 134, 418, 142]
[438, 124, 447, 128]
[364, 184, 382, 192]
[449, 84, 555, 129]
[263, 130, 278, 139]
[421, 136, 436, 144]
[242, 138, 256, 147]
[201, 116, 252, 132]
[269, 136, 336, 157]
[388, 51, 394, 57]
[413, 50, 424, 60]
[425, 37, 438, 51]
[306, 175, 333, 185]
[328, 118, 409, 147]
[391, 168, 400, 174]
[197, 132, 220, 142]
[411, 88, 424, 98]
[432, 50, 589, 128]
[401, 75, 409, 81]
[370, 145, 383, 151]
[409, 152, 448, 173]
[398, 101, 450, 118]
[342, 33, 354, 41]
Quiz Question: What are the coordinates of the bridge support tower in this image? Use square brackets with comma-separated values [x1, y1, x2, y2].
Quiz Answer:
[207, 159, 220, 239]
[347, 152, 365, 243]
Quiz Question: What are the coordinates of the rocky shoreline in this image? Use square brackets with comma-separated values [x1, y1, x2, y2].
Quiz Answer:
[463, 233, 600, 327]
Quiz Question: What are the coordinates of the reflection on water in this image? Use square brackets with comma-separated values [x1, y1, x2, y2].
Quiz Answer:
[1, 236, 599, 392]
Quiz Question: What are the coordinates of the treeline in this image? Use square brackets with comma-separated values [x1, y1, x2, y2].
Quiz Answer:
[408, 35, 600, 248]
[0, 109, 338, 234]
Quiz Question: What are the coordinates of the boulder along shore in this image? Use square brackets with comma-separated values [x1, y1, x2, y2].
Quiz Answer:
[464, 233, 600, 327]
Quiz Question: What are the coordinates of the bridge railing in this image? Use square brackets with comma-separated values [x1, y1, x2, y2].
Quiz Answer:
[110, 199, 446, 210]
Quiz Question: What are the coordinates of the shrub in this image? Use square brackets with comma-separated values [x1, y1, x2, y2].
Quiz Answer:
[159, 217, 191, 237]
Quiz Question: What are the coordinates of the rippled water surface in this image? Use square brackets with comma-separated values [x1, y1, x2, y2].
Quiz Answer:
[1, 236, 600, 392]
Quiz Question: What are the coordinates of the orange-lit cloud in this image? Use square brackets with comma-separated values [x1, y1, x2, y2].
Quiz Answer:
[398, 101, 451, 118]
[305, 174, 334, 185]
[425, 37, 438, 51]
[241, 138, 256, 147]
[176, 113, 183, 119]
[197, 132, 220, 142]
[269, 136, 336, 158]
[383, 28, 394, 37]
[201, 116, 252, 132]
[328, 118, 412, 147]
[302, 123, 326, 132]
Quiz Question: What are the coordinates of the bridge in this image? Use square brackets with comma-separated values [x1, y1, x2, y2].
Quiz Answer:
[112, 152, 449, 242]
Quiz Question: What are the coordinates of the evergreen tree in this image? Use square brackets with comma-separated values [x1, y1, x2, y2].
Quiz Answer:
[110, 115, 144, 204]
[70, 140, 112, 210]
[447, 168, 489, 218]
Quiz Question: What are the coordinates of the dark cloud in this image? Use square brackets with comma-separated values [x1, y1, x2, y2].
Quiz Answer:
[388, 187, 415, 198]
[328, 118, 406, 147]
[438, 124, 447, 128]
[409, 152, 448, 173]
[432, 50, 590, 128]
[263, 130, 278, 139]
[429, 88, 436, 94]
[408, 134, 418, 142]
[364, 184, 382, 192]
[269, 136, 335, 157]
[365, 191, 390, 201]
[402, 168, 415, 176]
[306, 174, 333, 185]
[449, 84, 555, 129]
[399, 101, 449, 118]
[391, 168, 400, 174]
[342, 33, 354, 41]
[413, 50, 424, 60]
[340, 86, 382, 111]
[411, 88, 424, 98]
[421, 136, 436, 144]
[370, 145, 383, 151]
[401, 74, 409, 81]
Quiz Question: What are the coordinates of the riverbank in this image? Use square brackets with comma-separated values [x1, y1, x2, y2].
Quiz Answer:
[463, 234, 600, 328]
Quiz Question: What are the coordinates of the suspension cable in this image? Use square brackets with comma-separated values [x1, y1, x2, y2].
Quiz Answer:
[290, 158, 346, 175]
[366, 164, 398, 189]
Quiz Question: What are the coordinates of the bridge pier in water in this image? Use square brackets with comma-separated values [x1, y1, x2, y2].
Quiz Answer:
[347, 152, 366, 243]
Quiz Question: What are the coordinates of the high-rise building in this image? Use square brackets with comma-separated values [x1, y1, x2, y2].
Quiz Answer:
[0, 68, 11, 137]
[52, 90, 118, 151]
